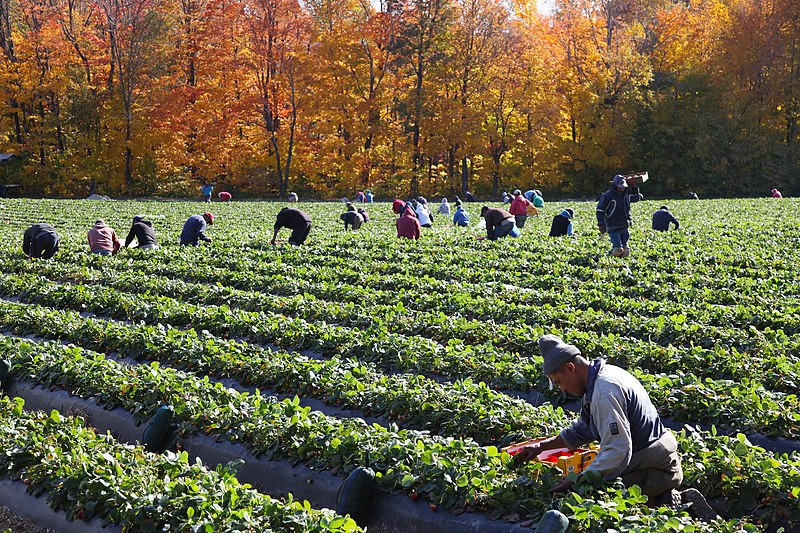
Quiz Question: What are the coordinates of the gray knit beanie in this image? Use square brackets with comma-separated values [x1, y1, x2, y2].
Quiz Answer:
[539, 334, 581, 375]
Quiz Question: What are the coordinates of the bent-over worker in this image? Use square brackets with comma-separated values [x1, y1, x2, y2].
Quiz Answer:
[23, 223, 60, 259]
[271, 207, 312, 245]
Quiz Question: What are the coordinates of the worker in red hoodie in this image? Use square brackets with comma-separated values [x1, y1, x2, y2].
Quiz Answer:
[392, 199, 421, 240]
[508, 189, 534, 228]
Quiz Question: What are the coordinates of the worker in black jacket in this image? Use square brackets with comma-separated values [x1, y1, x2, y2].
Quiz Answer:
[22, 223, 60, 259]
[124, 215, 159, 250]
[271, 207, 312, 245]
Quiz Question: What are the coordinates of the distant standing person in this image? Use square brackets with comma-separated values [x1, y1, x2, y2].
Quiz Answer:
[124, 215, 158, 250]
[480, 206, 520, 240]
[772, 188, 783, 198]
[596, 174, 643, 257]
[438, 197, 451, 216]
[271, 207, 312, 245]
[652, 206, 680, 232]
[509, 189, 533, 228]
[465, 191, 476, 203]
[201, 182, 214, 203]
[87, 220, 122, 255]
[365, 190, 374, 203]
[549, 208, 574, 237]
[288, 192, 299, 202]
[453, 202, 470, 227]
[218, 191, 232, 202]
[180, 212, 214, 246]
[22, 223, 60, 259]
[341, 203, 365, 230]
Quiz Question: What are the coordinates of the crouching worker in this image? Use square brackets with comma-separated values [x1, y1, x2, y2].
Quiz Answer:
[549, 208, 574, 237]
[23, 223, 60, 259]
[652, 206, 679, 232]
[88, 220, 122, 255]
[180, 212, 214, 246]
[512, 335, 717, 520]
[341, 203, 364, 230]
[480, 206, 520, 240]
[125, 215, 158, 250]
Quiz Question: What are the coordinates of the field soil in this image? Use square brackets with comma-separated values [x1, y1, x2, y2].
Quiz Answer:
[0, 506, 54, 533]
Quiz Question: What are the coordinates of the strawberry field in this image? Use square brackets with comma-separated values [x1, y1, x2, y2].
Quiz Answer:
[0, 197, 798, 532]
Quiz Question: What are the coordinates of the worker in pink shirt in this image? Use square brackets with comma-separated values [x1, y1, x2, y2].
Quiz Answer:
[218, 191, 232, 202]
[87, 220, 122, 255]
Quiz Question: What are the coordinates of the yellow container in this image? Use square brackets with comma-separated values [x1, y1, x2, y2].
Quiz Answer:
[502, 439, 599, 476]
[555, 449, 598, 475]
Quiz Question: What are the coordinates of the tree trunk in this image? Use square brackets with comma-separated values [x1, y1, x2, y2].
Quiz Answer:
[282, 65, 298, 199]
[461, 156, 469, 195]
[448, 145, 456, 194]
[124, 117, 133, 187]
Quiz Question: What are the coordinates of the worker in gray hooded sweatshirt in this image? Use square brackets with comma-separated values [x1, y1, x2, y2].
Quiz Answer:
[512, 335, 717, 520]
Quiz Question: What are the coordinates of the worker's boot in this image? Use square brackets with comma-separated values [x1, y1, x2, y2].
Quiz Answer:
[681, 488, 718, 522]
[610, 247, 625, 257]
[621, 246, 631, 258]
[652, 489, 682, 508]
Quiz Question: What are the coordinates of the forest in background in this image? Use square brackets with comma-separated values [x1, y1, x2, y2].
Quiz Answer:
[0, 0, 798, 199]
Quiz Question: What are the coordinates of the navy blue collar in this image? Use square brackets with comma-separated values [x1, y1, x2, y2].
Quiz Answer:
[579, 359, 605, 425]
[584, 358, 604, 400]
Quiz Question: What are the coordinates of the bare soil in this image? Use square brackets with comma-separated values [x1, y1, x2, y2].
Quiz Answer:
[0, 506, 54, 533]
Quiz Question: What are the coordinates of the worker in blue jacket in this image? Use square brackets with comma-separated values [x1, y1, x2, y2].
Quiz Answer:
[596, 175, 643, 257]
[452, 202, 470, 227]
[180, 212, 214, 246]
[652, 206, 679, 232]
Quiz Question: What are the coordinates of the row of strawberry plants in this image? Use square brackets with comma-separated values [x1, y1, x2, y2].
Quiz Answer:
[11, 251, 798, 374]
[0, 395, 362, 533]
[8, 256, 800, 415]
[0, 299, 569, 445]
[0, 271, 549, 391]
[2, 272, 800, 439]
[0, 335, 773, 530]
[14, 249, 799, 339]
[6, 257, 800, 402]
[84, 265, 800, 396]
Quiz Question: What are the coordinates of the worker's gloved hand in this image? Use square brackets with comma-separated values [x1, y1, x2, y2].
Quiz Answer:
[598, 225, 606, 234]
[510, 445, 540, 468]
[550, 476, 575, 493]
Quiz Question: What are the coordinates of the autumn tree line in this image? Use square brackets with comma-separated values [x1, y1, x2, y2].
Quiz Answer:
[0, 0, 798, 199]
